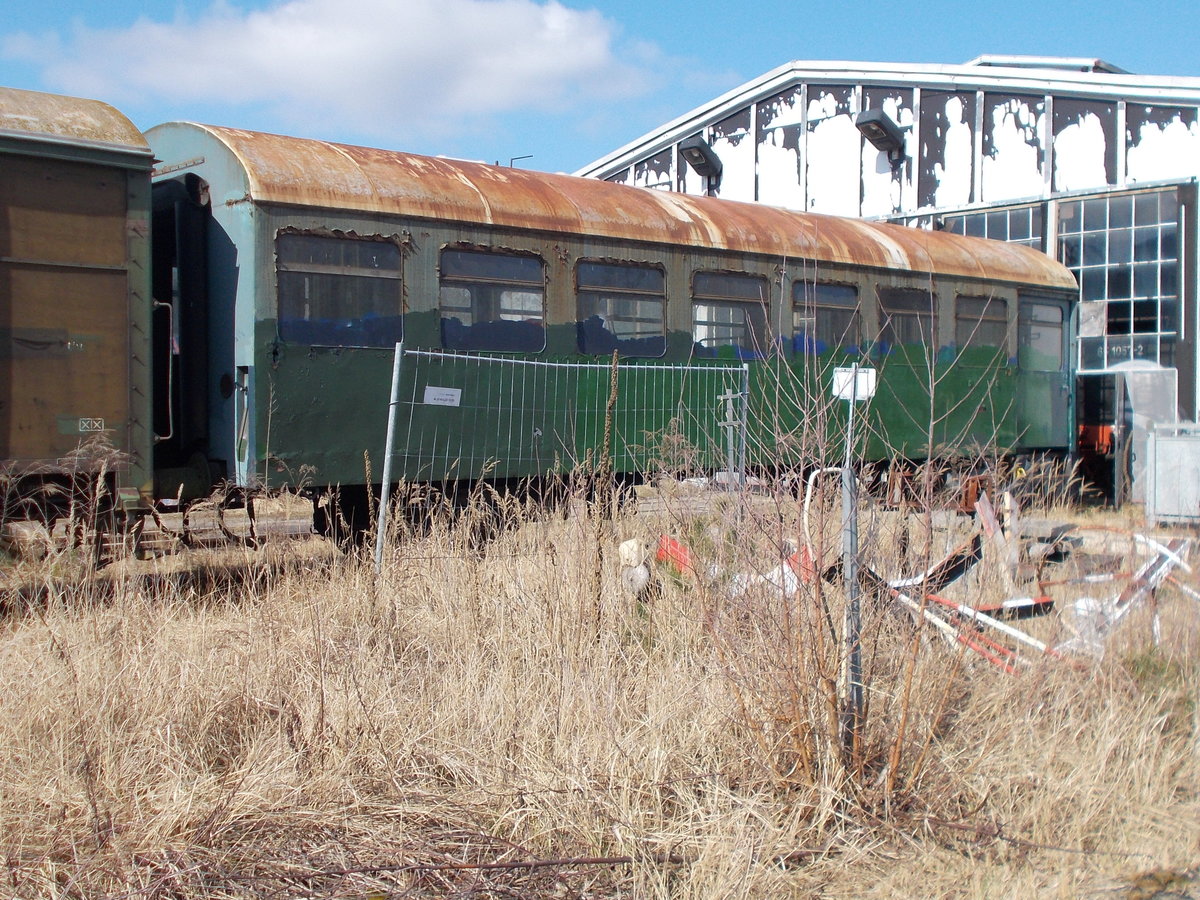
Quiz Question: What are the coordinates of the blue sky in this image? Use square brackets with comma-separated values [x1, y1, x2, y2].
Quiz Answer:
[3, 0, 1198, 174]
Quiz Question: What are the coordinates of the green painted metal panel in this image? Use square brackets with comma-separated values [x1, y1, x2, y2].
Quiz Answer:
[255, 321, 1036, 492]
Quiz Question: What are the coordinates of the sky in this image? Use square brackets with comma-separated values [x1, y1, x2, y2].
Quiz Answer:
[2, 0, 1198, 175]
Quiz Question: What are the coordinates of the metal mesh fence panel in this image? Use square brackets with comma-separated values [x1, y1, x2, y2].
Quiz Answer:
[387, 348, 747, 483]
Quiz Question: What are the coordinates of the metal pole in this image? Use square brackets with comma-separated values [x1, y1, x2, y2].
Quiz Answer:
[841, 363, 863, 752]
[374, 342, 404, 573]
[1114, 375, 1127, 507]
[738, 363, 750, 488]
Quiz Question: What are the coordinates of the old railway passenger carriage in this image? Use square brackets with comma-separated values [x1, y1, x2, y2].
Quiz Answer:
[144, 122, 1076, 506]
[146, 123, 1078, 509]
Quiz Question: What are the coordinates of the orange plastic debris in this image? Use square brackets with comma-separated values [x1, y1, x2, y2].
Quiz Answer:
[785, 544, 817, 584]
[656, 535, 694, 576]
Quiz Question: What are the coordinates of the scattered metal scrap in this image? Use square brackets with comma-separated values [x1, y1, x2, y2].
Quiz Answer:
[621, 483, 1197, 668]
[1056, 535, 1192, 656]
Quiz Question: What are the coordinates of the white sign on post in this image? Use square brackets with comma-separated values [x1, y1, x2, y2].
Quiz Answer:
[832, 366, 877, 402]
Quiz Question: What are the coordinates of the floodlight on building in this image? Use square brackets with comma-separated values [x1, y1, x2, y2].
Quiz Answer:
[855, 109, 906, 160]
[679, 135, 723, 179]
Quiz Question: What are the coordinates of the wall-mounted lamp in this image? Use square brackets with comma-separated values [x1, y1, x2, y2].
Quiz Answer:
[679, 135, 723, 179]
[855, 109, 906, 162]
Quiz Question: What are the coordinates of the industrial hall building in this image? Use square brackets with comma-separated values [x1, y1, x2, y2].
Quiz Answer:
[575, 56, 1200, 470]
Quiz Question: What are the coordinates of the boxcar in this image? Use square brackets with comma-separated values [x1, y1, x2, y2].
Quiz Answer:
[0, 87, 154, 517]
[141, 122, 1077, 508]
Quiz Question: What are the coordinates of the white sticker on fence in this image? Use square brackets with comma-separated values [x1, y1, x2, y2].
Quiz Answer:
[423, 386, 462, 407]
[832, 367, 877, 401]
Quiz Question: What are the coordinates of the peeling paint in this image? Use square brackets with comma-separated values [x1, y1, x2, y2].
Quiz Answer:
[1052, 113, 1110, 191]
[756, 87, 804, 210]
[710, 109, 754, 201]
[806, 85, 859, 215]
[634, 148, 672, 191]
[861, 87, 913, 217]
[1126, 105, 1200, 183]
[982, 94, 1045, 201]
[919, 91, 975, 209]
[1052, 99, 1116, 191]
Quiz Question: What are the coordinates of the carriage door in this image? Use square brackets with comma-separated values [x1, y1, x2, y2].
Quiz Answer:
[1017, 295, 1072, 450]
[151, 173, 212, 498]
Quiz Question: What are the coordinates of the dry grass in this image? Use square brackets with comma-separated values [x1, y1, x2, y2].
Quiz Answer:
[0, 489, 1197, 899]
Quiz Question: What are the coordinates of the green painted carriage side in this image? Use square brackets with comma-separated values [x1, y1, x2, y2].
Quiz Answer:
[736, 349, 1021, 468]
[255, 318, 1047, 490]
[256, 330, 746, 486]
[246, 216, 1070, 489]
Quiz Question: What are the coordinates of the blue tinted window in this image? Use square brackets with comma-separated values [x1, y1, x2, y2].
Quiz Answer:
[439, 249, 545, 352]
[277, 234, 402, 347]
[576, 261, 666, 357]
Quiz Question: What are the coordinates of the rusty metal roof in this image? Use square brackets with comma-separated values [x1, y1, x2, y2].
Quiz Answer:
[181, 123, 1077, 290]
[0, 86, 150, 157]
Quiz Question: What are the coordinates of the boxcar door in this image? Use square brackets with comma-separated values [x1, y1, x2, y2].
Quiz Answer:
[1017, 295, 1073, 451]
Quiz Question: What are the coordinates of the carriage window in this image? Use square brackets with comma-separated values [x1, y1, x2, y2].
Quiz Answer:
[955, 295, 1009, 352]
[879, 287, 936, 349]
[576, 261, 666, 357]
[276, 234, 402, 347]
[792, 282, 860, 354]
[692, 271, 769, 358]
[439, 249, 545, 352]
[1019, 299, 1065, 372]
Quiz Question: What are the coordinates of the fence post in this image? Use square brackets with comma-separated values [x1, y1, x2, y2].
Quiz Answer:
[739, 363, 750, 488]
[374, 342, 404, 574]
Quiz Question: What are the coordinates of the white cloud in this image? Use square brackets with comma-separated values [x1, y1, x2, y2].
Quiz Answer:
[2, 0, 653, 144]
